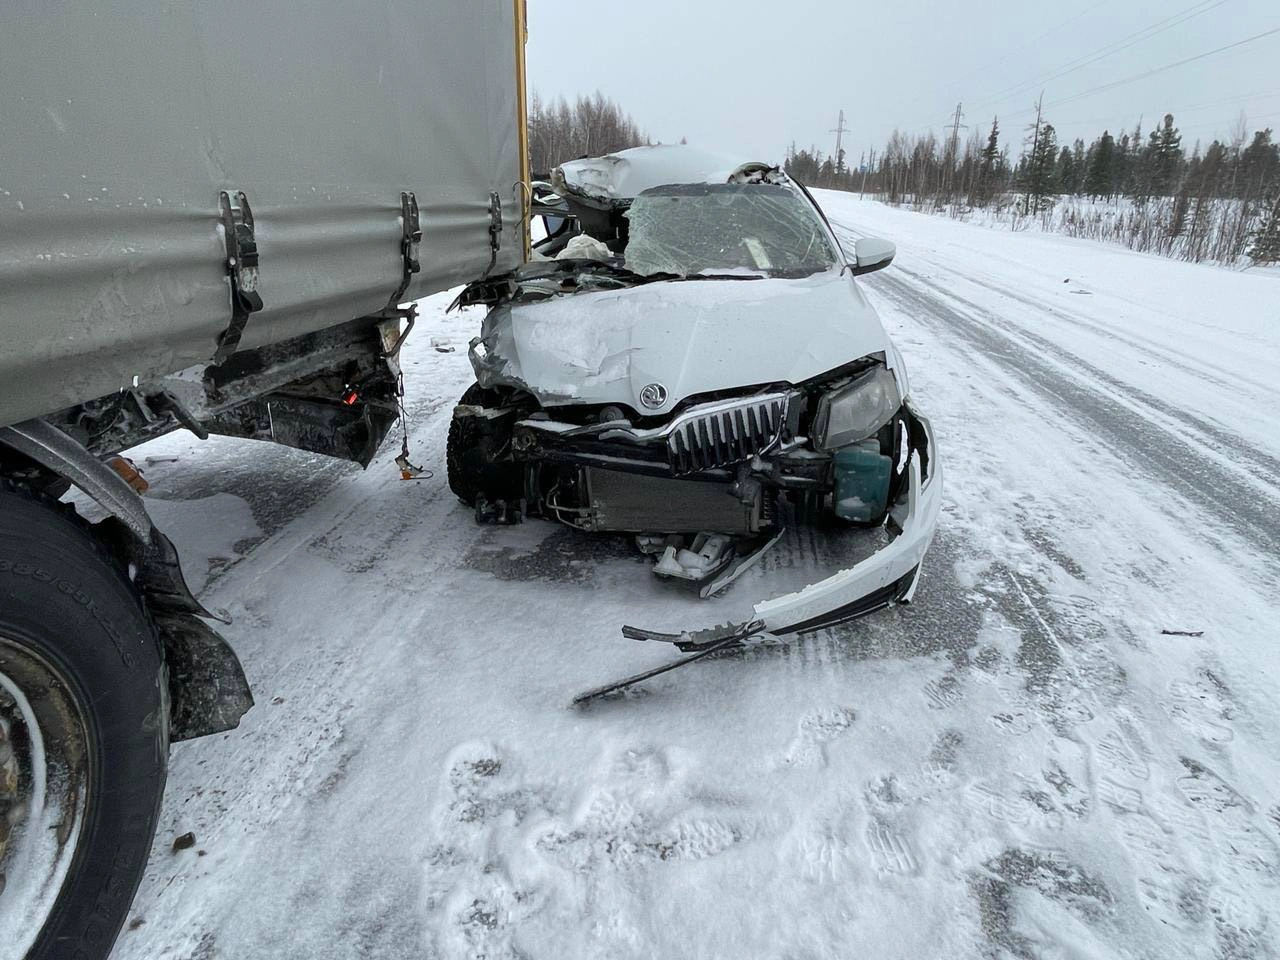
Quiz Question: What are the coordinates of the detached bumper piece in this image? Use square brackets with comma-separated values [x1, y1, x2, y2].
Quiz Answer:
[574, 406, 942, 704]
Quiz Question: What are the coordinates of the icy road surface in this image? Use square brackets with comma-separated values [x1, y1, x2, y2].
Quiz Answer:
[110, 193, 1280, 960]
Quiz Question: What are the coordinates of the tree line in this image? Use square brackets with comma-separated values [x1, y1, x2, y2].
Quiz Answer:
[785, 110, 1280, 265]
[527, 91, 649, 178]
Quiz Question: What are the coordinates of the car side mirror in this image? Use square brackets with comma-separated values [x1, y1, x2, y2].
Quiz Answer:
[848, 237, 895, 276]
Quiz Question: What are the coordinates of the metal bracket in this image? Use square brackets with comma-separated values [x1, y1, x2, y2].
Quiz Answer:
[483, 190, 503, 277]
[385, 191, 422, 313]
[214, 190, 264, 364]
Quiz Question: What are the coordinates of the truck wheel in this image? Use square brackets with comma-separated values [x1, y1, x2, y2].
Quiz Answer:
[0, 483, 168, 960]
[446, 384, 524, 507]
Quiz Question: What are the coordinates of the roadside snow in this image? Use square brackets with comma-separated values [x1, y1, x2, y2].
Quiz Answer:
[109, 196, 1280, 960]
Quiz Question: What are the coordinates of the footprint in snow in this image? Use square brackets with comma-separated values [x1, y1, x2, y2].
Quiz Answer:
[923, 673, 964, 710]
[1166, 675, 1237, 745]
[780, 706, 858, 769]
[864, 818, 919, 876]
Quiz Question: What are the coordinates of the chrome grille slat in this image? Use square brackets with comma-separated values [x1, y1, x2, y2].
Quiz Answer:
[666, 393, 789, 475]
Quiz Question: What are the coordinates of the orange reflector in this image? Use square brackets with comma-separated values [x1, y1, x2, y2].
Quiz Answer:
[107, 456, 150, 494]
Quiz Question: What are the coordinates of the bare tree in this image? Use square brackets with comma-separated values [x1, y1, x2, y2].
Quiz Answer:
[528, 90, 648, 176]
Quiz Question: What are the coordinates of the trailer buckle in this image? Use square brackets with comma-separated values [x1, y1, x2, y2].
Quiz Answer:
[384, 191, 422, 314]
[214, 190, 263, 364]
[482, 191, 503, 277]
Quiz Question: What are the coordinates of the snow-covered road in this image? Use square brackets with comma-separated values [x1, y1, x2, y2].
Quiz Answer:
[110, 194, 1280, 960]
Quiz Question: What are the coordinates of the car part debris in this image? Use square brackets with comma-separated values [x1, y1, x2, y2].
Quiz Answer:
[572, 620, 767, 706]
[652, 532, 734, 582]
[698, 528, 785, 598]
[476, 494, 526, 525]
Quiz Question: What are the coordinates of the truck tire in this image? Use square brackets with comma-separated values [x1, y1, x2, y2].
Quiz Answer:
[446, 384, 524, 507]
[0, 482, 168, 960]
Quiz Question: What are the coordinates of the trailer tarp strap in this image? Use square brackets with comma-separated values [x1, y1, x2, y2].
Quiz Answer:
[214, 190, 264, 364]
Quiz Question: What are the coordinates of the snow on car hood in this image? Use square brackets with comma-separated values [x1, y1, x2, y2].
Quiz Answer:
[475, 270, 893, 413]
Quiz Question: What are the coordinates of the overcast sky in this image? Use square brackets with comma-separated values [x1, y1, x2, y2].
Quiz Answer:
[527, 0, 1279, 163]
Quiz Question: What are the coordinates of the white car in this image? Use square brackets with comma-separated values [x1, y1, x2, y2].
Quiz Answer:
[450, 145, 941, 659]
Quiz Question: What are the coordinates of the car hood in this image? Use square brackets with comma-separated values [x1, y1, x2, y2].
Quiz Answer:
[474, 270, 893, 414]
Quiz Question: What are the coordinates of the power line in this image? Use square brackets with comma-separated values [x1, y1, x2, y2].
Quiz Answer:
[950, 0, 1111, 88]
[1179, 111, 1279, 136]
[970, 0, 1229, 110]
[1035, 24, 1280, 113]
[892, 0, 1228, 134]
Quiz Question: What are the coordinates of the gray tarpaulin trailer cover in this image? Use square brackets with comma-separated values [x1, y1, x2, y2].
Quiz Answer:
[0, 0, 523, 428]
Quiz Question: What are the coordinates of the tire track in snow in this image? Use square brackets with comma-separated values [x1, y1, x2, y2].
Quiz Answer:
[865, 269, 1280, 579]
[830, 218, 1280, 491]
[898, 265, 1280, 492]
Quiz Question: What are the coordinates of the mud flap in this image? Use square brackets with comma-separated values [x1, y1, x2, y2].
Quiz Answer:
[155, 613, 255, 741]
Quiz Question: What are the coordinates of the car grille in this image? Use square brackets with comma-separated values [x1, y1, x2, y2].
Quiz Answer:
[666, 393, 789, 475]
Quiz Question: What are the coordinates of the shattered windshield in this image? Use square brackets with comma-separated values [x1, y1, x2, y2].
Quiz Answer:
[622, 183, 838, 278]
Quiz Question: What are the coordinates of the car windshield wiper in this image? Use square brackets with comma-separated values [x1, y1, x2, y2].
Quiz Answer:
[674, 272, 766, 281]
[556, 259, 681, 285]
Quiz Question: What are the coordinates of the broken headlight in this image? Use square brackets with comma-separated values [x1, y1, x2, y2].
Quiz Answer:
[811, 364, 901, 451]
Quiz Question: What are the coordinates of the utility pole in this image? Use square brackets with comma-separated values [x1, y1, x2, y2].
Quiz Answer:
[945, 102, 966, 198]
[1025, 91, 1044, 214]
[830, 109, 850, 179]
[946, 102, 966, 161]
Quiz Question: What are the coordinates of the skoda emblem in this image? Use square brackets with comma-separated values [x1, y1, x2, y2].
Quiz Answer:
[639, 382, 668, 409]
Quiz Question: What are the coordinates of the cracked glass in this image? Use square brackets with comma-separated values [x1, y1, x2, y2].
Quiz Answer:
[623, 183, 838, 278]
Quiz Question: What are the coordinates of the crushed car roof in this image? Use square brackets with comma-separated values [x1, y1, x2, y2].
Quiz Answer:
[554, 144, 774, 203]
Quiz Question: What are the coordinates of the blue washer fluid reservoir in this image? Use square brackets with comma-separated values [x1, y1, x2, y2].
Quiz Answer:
[832, 439, 893, 522]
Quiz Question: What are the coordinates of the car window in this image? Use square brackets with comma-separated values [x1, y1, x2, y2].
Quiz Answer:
[623, 182, 838, 278]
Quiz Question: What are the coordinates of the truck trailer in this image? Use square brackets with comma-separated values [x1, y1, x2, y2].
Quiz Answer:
[0, 3, 529, 956]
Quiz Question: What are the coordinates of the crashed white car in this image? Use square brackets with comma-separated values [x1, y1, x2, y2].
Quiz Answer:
[450, 145, 941, 669]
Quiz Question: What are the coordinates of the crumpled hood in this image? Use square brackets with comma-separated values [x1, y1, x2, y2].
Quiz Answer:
[475, 271, 892, 413]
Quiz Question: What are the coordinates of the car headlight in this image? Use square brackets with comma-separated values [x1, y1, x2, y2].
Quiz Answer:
[812, 364, 901, 451]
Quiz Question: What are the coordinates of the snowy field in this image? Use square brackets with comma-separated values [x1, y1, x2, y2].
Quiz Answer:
[108, 193, 1280, 960]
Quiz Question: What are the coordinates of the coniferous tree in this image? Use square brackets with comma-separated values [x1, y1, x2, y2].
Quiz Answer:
[1149, 114, 1183, 197]
[975, 117, 1001, 206]
[1249, 193, 1280, 263]
[1022, 122, 1058, 213]
[1056, 146, 1076, 195]
[1123, 122, 1145, 198]
[1085, 130, 1116, 199]
[1238, 129, 1279, 199]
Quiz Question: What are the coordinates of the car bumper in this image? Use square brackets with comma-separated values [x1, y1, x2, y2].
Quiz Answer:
[630, 403, 942, 648]
[755, 405, 941, 634]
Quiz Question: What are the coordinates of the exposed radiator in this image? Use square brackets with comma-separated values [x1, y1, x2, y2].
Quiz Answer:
[666, 393, 788, 475]
[583, 468, 762, 534]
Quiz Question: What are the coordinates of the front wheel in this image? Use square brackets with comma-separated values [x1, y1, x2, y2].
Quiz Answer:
[446, 384, 527, 507]
[0, 483, 168, 960]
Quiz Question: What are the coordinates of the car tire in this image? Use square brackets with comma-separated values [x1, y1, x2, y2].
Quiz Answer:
[446, 384, 525, 507]
[0, 482, 168, 960]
